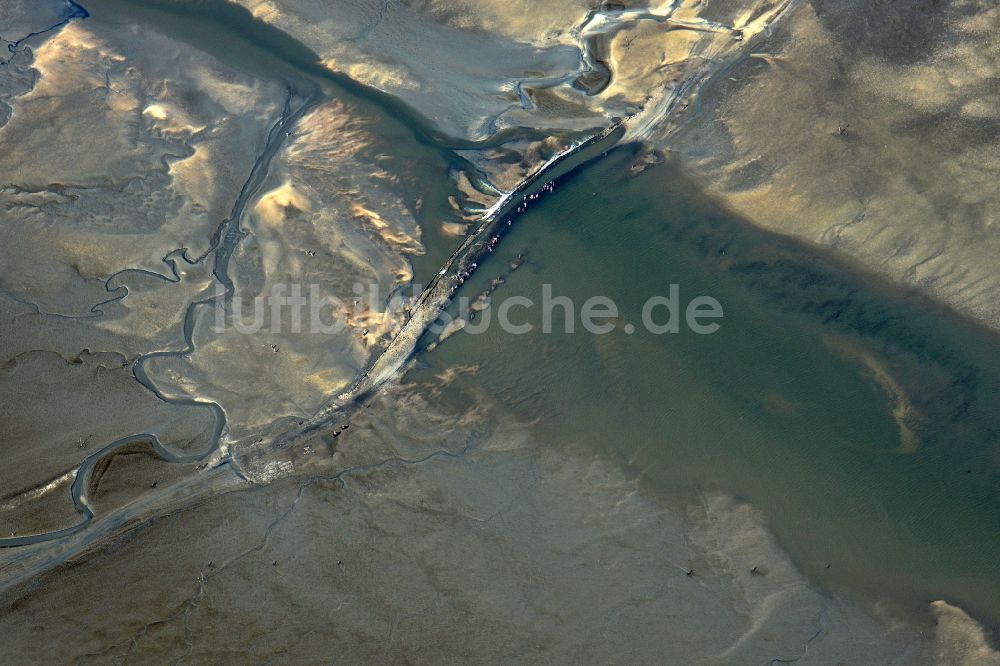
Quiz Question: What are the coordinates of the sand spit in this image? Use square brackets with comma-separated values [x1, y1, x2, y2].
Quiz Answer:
[233, 0, 796, 210]
[2, 377, 992, 663]
[139, 94, 436, 439]
[0, 2, 448, 545]
[1, 1, 999, 661]
[244, 0, 1000, 338]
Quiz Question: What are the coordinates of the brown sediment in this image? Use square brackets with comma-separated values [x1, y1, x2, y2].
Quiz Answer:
[670, 0, 1000, 334]
[0, 376, 984, 662]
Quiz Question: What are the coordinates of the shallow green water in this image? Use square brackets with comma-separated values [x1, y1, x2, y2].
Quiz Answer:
[419, 145, 1000, 632]
[46, 0, 1000, 639]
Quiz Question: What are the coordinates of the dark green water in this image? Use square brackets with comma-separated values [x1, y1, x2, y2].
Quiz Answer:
[419, 145, 1000, 632]
[60, 0, 1000, 638]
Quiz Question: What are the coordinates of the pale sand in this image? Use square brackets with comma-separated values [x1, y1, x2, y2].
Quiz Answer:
[141, 96, 435, 438]
[670, 0, 1000, 332]
[0, 3, 449, 538]
[241, 0, 1000, 338]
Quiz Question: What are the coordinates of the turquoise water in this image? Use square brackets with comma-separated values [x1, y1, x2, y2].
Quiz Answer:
[419, 146, 1000, 631]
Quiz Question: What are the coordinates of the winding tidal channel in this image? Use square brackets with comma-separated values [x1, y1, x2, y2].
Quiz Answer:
[3, 0, 1000, 661]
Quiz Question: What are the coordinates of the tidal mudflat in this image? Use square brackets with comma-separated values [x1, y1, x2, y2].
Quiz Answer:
[2, 0, 1000, 663]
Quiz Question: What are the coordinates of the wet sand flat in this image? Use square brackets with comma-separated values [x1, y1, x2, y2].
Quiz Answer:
[2, 0, 1000, 662]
